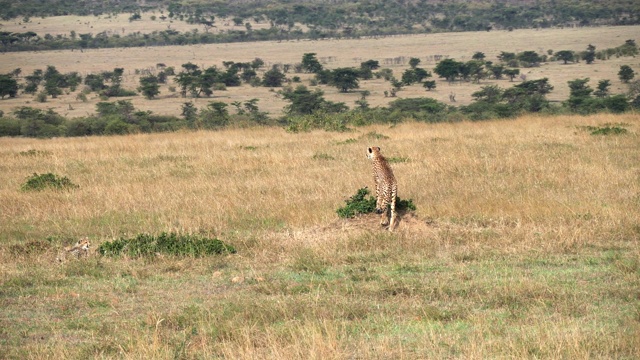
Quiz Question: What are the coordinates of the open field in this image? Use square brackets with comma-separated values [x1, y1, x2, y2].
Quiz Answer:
[0, 22, 639, 118]
[1, 113, 639, 358]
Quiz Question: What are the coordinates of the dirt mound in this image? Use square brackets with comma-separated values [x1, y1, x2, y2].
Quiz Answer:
[272, 212, 435, 248]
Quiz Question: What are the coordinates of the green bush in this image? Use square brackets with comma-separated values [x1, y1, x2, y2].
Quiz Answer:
[21, 173, 79, 191]
[582, 125, 628, 135]
[98, 232, 236, 258]
[337, 187, 417, 218]
[337, 187, 377, 218]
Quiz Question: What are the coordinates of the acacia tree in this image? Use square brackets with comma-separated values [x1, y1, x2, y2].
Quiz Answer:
[582, 44, 596, 64]
[281, 85, 327, 114]
[434, 58, 463, 82]
[618, 65, 635, 83]
[517, 51, 542, 67]
[262, 66, 286, 87]
[331, 67, 359, 92]
[138, 75, 160, 99]
[554, 50, 575, 64]
[0, 74, 18, 99]
[504, 68, 520, 82]
[594, 79, 611, 98]
[301, 53, 323, 73]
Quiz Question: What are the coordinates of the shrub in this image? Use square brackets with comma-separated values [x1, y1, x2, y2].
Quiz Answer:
[337, 187, 417, 218]
[98, 232, 236, 258]
[580, 125, 628, 135]
[21, 173, 79, 191]
[0, 117, 21, 136]
[337, 187, 376, 218]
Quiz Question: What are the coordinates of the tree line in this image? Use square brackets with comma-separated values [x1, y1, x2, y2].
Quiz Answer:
[1, 0, 639, 52]
[0, 47, 638, 137]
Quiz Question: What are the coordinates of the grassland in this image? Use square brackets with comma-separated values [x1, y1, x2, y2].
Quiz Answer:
[1, 113, 639, 358]
[0, 20, 639, 119]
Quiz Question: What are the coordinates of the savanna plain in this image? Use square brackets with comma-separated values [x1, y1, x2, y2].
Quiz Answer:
[1, 14, 640, 359]
[1, 112, 639, 359]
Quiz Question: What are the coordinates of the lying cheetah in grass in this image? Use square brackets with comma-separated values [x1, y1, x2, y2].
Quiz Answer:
[367, 146, 398, 231]
[56, 237, 90, 262]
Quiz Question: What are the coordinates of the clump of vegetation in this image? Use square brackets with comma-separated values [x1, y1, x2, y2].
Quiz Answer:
[578, 124, 628, 135]
[387, 156, 410, 163]
[97, 232, 236, 258]
[337, 187, 416, 218]
[337, 187, 377, 218]
[312, 152, 335, 160]
[21, 173, 78, 191]
[18, 149, 52, 157]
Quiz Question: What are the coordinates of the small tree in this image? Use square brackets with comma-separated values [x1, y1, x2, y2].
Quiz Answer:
[434, 58, 463, 82]
[331, 67, 360, 92]
[582, 44, 596, 64]
[408, 57, 421, 69]
[594, 80, 611, 98]
[554, 50, 575, 64]
[504, 68, 520, 82]
[262, 66, 286, 87]
[423, 80, 436, 91]
[0, 74, 18, 99]
[618, 65, 635, 83]
[84, 74, 106, 91]
[472, 85, 503, 103]
[517, 51, 542, 67]
[138, 75, 160, 99]
[301, 53, 323, 73]
[472, 52, 486, 60]
[181, 101, 198, 127]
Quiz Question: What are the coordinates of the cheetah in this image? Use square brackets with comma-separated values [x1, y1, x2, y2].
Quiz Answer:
[367, 146, 398, 231]
[56, 237, 90, 262]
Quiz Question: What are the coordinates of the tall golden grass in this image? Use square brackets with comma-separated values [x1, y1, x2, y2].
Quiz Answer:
[1, 113, 639, 358]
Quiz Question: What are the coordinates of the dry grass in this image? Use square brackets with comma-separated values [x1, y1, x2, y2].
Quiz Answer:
[0, 21, 639, 118]
[0, 113, 639, 358]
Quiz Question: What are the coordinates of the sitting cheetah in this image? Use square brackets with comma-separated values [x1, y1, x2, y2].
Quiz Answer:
[367, 146, 398, 231]
[57, 237, 90, 262]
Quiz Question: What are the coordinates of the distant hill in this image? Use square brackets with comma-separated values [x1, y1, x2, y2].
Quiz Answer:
[1, 0, 638, 36]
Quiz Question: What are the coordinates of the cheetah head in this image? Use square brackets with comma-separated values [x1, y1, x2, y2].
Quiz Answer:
[76, 238, 90, 251]
[367, 146, 381, 160]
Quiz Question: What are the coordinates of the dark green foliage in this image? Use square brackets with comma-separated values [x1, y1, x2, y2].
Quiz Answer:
[262, 67, 286, 87]
[554, 50, 576, 64]
[336, 187, 377, 218]
[331, 67, 360, 92]
[97, 232, 236, 258]
[618, 65, 635, 83]
[0, 73, 18, 99]
[1, 2, 639, 51]
[137, 75, 160, 99]
[301, 53, 323, 73]
[578, 125, 628, 136]
[337, 187, 416, 218]
[21, 173, 78, 192]
[434, 58, 464, 82]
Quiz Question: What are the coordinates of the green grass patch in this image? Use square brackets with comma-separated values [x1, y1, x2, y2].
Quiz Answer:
[97, 232, 236, 258]
[21, 172, 79, 191]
